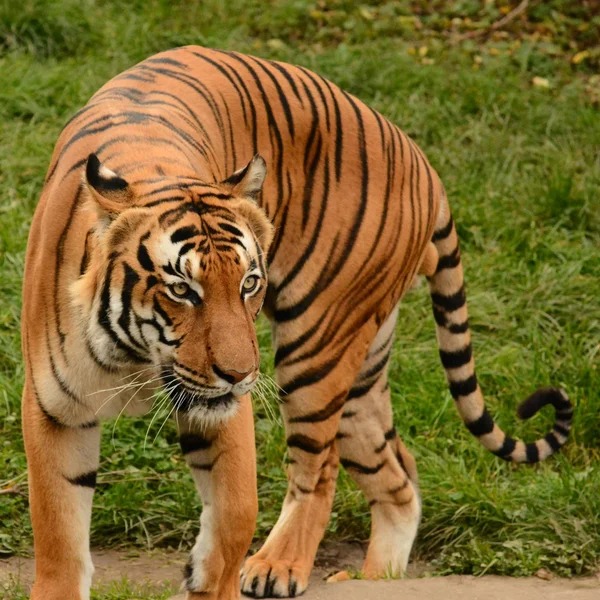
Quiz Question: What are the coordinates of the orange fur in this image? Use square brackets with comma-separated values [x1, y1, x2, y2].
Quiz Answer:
[22, 46, 570, 600]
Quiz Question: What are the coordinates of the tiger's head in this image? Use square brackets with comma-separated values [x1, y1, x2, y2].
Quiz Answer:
[72, 153, 273, 423]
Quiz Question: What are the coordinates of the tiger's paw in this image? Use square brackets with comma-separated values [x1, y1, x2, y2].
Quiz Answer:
[240, 557, 310, 598]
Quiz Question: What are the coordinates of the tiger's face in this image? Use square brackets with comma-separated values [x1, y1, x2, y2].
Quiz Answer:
[73, 154, 273, 422]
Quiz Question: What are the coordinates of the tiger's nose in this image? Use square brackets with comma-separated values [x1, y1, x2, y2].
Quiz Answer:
[213, 365, 253, 385]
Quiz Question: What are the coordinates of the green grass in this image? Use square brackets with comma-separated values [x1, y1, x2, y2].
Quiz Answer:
[2, 578, 176, 600]
[1, 0, 599, 580]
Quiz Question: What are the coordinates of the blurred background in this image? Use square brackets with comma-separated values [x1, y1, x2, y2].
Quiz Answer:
[1, 1, 599, 597]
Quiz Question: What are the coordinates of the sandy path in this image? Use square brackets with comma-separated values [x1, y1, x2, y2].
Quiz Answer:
[2, 546, 599, 599]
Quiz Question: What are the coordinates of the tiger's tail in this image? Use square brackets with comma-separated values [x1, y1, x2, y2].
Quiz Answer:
[425, 197, 573, 463]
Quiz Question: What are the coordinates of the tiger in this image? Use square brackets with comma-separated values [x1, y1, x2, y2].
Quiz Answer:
[21, 46, 573, 600]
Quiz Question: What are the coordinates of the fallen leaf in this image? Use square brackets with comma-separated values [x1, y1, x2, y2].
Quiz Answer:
[532, 76, 550, 88]
[327, 571, 351, 583]
[266, 39, 285, 51]
[359, 7, 374, 21]
[572, 50, 590, 64]
[535, 568, 553, 581]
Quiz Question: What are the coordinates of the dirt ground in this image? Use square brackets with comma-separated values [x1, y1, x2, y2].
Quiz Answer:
[2, 543, 599, 600]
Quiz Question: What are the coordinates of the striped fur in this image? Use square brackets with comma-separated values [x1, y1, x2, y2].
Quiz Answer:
[21, 46, 571, 600]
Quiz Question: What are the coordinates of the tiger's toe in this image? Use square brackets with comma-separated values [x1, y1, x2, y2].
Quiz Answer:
[241, 558, 308, 598]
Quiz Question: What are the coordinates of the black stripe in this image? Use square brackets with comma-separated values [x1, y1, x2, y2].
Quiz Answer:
[144, 275, 158, 294]
[553, 423, 570, 437]
[431, 285, 466, 312]
[98, 258, 149, 364]
[274, 90, 369, 323]
[35, 393, 65, 428]
[274, 311, 329, 366]
[286, 434, 333, 454]
[137, 243, 155, 272]
[432, 306, 446, 327]
[375, 440, 387, 453]
[79, 229, 93, 275]
[118, 263, 143, 350]
[219, 222, 243, 237]
[46, 329, 82, 403]
[525, 442, 540, 463]
[171, 225, 200, 243]
[146, 56, 189, 69]
[465, 408, 495, 436]
[361, 348, 392, 380]
[341, 458, 387, 475]
[295, 482, 315, 494]
[281, 355, 341, 397]
[544, 432, 562, 452]
[552, 394, 572, 412]
[395, 450, 406, 472]
[275, 160, 330, 294]
[491, 436, 516, 460]
[433, 308, 469, 333]
[439, 345, 472, 369]
[67, 471, 97, 488]
[346, 377, 378, 400]
[436, 247, 461, 272]
[153, 295, 173, 326]
[431, 217, 454, 242]
[449, 374, 478, 399]
[387, 480, 410, 494]
[222, 52, 286, 214]
[179, 433, 212, 455]
[556, 407, 574, 417]
[189, 461, 214, 471]
[384, 428, 397, 441]
[449, 320, 470, 334]
[289, 391, 347, 424]
[251, 56, 296, 141]
[183, 559, 193, 586]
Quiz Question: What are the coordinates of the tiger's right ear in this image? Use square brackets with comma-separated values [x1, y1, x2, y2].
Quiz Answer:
[221, 154, 267, 201]
[84, 153, 134, 217]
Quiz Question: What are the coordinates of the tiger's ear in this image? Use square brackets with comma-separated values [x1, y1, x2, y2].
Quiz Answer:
[221, 154, 266, 201]
[84, 153, 134, 217]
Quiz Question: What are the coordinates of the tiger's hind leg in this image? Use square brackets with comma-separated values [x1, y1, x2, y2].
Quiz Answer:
[240, 319, 380, 598]
[337, 306, 420, 579]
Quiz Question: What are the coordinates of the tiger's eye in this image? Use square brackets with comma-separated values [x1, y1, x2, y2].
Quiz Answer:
[243, 275, 259, 294]
[171, 282, 190, 298]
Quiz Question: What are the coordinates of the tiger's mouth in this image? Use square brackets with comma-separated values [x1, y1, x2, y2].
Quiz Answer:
[161, 370, 235, 412]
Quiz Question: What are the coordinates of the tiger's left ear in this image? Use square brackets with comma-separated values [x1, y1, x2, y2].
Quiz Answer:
[84, 153, 134, 217]
[221, 154, 266, 201]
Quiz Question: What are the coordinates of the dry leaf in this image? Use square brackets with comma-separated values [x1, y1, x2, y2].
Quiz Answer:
[532, 76, 550, 88]
[572, 50, 590, 64]
[535, 568, 553, 581]
[327, 570, 351, 583]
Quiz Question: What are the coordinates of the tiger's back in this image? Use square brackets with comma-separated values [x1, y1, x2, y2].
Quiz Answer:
[26, 46, 442, 377]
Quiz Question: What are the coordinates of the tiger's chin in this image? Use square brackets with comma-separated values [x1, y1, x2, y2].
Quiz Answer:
[162, 373, 240, 426]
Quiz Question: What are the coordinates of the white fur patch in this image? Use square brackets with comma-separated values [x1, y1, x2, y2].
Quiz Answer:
[368, 493, 420, 577]
[187, 505, 215, 592]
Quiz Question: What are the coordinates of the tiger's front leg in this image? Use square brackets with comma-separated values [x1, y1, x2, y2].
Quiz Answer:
[178, 394, 258, 600]
[22, 380, 100, 600]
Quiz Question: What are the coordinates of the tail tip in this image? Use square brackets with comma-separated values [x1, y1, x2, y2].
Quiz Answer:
[517, 387, 571, 420]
